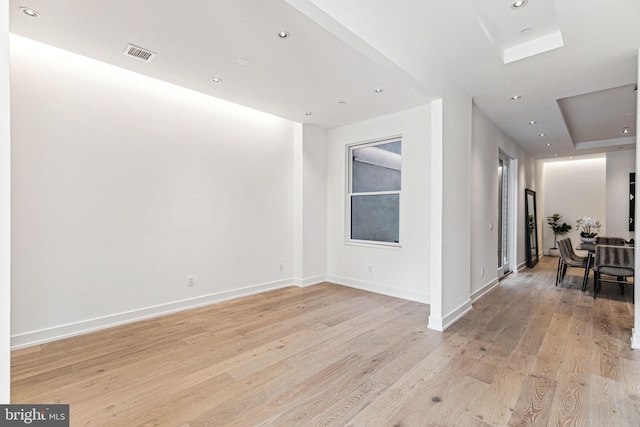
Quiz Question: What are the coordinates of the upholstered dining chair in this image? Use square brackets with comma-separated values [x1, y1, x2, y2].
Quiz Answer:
[565, 238, 587, 262]
[593, 244, 634, 299]
[556, 239, 588, 288]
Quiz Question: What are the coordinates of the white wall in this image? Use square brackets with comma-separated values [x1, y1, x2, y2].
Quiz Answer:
[10, 36, 298, 347]
[542, 157, 607, 251]
[606, 150, 636, 240]
[470, 106, 537, 298]
[325, 105, 431, 302]
[1, 0, 11, 403]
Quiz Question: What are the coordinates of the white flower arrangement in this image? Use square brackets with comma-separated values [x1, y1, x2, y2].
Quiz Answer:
[576, 217, 601, 238]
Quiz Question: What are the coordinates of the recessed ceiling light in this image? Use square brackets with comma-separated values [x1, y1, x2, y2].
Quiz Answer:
[511, 0, 528, 9]
[305, 112, 313, 116]
[338, 101, 346, 105]
[546, 143, 552, 146]
[511, 95, 521, 100]
[278, 31, 289, 39]
[554, 154, 558, 157]
[20, 7, 39, 17]
[211, 78, 222, 83]
[528, 121, 537, 125]
[539, 133, 546, 137]
[520, 28, 532, 35]
[237, 58, 250, 66]
[374, 88, 384, 93]
[623, 127, 630, 134]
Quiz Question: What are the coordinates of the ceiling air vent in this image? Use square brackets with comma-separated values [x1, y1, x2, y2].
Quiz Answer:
[123, 44, 156, 62]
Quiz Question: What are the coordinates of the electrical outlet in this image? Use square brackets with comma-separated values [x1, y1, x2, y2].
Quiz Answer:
[188, 276, 195, 287]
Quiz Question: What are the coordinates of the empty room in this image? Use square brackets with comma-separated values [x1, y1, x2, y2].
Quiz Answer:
[1, 0, 640, 425]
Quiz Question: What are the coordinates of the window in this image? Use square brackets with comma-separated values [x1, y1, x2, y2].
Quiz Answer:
[348, 138, 401, 245]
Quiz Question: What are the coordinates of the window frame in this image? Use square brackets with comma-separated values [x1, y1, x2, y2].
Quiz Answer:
[346, 136, 402, 247]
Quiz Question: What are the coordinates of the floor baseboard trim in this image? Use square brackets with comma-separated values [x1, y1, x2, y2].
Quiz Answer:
[471, 278, 499, 302]
[428, 298, 473, 332]
[11, 278, 294, 350]
[297, 275, 327, 287]
[325, 275, 428, 304]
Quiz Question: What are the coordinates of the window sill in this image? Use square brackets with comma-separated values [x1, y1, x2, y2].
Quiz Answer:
[346, 240, 402, 249]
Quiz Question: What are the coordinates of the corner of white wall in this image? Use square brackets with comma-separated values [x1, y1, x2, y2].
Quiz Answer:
[429, 83, 473, 331]
[293, 123, 304, 283]
[0, 0, 11, 403]
[428, 99, 444, 330]
[635, 48, 640, 348]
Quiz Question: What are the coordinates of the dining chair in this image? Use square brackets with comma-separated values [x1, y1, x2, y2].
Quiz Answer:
[556, 239, 588, 288]
[555, 239, 566, 286]
[595, 236, 626, 246]
[565, 238, 587, 262]
[593, 244, 634, 299]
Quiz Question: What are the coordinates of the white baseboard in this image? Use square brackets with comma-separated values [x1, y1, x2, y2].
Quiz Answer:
[294, 275, 328, 287]
[325, 275, 429, 303]
[632, 328, 640, 350]
[428, 298, 473, 332]
[11, 278, 295, 350]
[471, 278, 499, 303]
[516, 261, 528, 272]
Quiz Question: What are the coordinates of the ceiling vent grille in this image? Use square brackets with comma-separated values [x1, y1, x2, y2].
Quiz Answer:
[123, 44, 156, 62]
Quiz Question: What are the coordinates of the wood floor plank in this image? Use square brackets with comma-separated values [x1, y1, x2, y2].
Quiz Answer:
[588, 374, 621, 427]
[547, 334, 590, 426]
[464, 350, 535, 426]
[530, 313, 572, 379]
[10, 256, 640, 426]
[507, 373, 557, 426]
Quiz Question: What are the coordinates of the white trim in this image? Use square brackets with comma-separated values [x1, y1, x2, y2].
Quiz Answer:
[428, 99, 444, 331]
[516, 260, 529, 272]
[427, 314, 444, 332]
[429, 298, 473, 332]
[293, 275, 327, 287]
[346, 239, 402, 249]
[632, 328, 640, 350]
[471, 278, 499, 302]
[325, 275, 428, 303]
[11, 279, 295, 350]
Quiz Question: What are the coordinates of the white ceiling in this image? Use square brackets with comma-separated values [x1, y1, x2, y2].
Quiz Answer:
[8, 0, 640, 159]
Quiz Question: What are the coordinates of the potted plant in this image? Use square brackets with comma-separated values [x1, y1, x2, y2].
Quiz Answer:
[576, 217, 601, 243]
[546, 213, 571, 256]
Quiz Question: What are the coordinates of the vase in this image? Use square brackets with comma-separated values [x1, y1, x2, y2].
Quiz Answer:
[580, 237, 596, 244]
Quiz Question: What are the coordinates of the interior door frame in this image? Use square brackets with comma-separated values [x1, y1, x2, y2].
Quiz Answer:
[498, 151, 517, 278]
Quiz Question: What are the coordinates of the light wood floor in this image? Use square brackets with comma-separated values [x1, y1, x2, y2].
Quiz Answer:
[11, 256, 640, 426]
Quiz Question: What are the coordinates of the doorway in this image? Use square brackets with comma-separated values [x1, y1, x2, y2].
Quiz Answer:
[498, 152, 515, 278]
